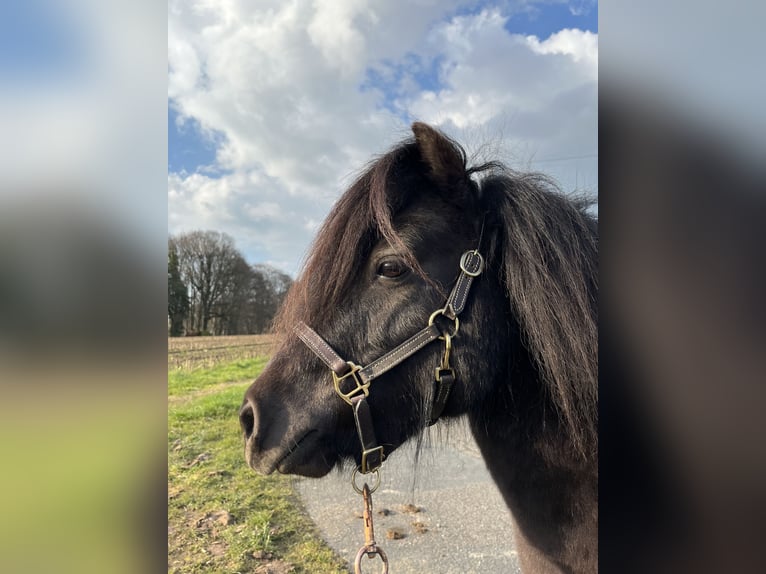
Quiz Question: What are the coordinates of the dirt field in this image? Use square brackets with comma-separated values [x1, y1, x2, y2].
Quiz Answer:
[168, 334, 275, 370]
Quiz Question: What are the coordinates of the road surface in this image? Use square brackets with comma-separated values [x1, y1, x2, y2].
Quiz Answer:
[293, 420, 522, 574]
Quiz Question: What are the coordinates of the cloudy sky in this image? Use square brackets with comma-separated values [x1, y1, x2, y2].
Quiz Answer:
[168, 0, 598, 275]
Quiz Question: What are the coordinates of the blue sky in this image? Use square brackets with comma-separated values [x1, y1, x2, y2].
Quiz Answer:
[165, 0, 598, 274]
[503, 1, 597, 36]
[168, 107, 219, 174]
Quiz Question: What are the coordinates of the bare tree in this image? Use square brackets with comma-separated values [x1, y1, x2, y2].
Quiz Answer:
[169, 230, 294, 335]
[173, 230, 244, 334]
[214, 253, 253, 335]
[219, 263, 293, 334]
[250, 264, 293, 333]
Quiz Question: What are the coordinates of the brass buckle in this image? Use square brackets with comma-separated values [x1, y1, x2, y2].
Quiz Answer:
[332, 362, 369, 405]
[360, 445, 385, 474]
[435, 367, 454, 382]
[460, 250, 484, 277]
[435, 332, 453, 383]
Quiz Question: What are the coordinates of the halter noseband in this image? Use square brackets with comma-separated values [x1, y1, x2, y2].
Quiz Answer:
[294, 249, 484, 474]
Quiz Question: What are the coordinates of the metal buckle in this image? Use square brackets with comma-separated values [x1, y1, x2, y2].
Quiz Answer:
[435, 332, 453, 382]
[435, 367, 454, 382]
[459, 250, 484, 277]
[332, 362, 369, 406]
[360, 445, 385, 474]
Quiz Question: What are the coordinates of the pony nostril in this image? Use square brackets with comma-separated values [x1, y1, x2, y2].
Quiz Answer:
[239, 402, 256, 440]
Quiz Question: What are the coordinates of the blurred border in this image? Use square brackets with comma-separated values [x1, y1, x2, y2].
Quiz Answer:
[600, 1, 766, 572]
[0, 2, 167, 573]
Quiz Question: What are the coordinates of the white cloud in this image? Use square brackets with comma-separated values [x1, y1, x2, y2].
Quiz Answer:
[168, 1, 598, 273]
[404, 10, 596, 148]
[169, 170, 325, 275]
[245, 201, 282, 222]
[526, 28, 598, 68]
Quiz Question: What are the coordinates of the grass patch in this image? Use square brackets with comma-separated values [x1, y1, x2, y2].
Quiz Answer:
[168, 356, 269, 396]
[168, 358, 347, 574]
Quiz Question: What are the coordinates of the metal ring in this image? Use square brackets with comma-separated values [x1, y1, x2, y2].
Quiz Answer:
[354, 545, 389, 574]
[459, 250, 484, 277]
[352, 467, 380, 495]
[428, 308, 460, 339]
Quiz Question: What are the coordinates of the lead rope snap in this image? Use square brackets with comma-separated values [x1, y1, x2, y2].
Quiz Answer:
[354, 483, 389, 574]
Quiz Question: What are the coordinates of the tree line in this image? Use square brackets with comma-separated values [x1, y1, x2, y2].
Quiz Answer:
[168, 230, 293, 336]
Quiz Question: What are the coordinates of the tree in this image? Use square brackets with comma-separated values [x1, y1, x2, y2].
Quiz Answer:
[173, 230, 244, 334]
[215, 263, 294, 335]
[167, 239, 189, 336]
[213, 253, 254, 335]
[169, 230, 294, 335]
[249, 264, 293, 333]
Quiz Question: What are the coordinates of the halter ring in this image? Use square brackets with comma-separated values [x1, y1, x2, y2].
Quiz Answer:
[352, 468, 381, 494]
[428, 308, 460, 339]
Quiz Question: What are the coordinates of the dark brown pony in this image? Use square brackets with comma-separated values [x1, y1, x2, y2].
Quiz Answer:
[240, 123, 598, 573]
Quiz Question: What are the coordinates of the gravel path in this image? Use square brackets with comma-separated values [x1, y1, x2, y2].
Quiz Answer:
[293, 421, 521, 573]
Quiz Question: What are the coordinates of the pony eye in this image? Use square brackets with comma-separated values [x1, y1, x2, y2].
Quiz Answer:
[376, 259, 407, 278]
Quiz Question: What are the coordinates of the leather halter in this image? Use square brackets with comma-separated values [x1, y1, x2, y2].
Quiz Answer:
[295, 249, 484, 474]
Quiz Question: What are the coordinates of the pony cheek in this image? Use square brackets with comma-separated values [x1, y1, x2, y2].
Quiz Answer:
[365, 377, 431, 448]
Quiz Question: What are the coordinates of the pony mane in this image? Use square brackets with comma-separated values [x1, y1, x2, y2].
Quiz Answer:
[273, 139, 430, 341]
[478, 168, 599, 458]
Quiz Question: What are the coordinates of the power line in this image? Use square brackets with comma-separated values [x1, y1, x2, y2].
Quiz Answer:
[529, 153, 598, 164]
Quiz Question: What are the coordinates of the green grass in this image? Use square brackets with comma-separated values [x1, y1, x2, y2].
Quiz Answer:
[168, 358, 347, 574]
[168, 356, 269, 396]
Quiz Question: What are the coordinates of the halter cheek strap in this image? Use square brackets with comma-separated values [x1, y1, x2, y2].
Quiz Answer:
[295, 249, 484, 474]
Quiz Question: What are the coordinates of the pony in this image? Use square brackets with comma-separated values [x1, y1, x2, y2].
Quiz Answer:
[240, 123, 598, 573]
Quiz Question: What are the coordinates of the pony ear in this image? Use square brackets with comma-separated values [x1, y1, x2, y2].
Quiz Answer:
[412, 122, 468, 187]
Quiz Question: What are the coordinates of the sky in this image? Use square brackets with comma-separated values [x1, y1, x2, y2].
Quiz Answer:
[168, 0, 598, 275]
